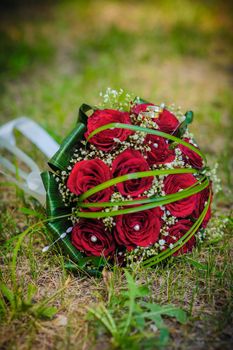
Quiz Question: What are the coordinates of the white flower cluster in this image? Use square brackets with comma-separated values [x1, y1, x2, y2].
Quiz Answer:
[126, 244, 160, 269]
[98, 87, 133, 111]
[205, 216, 228, 242]
[53, 171, 74, 206]
[102, 215, 115, 230]
[137, 110, 159, 129]
[128, 131, 146, 146]
[167, 103, 186, 123]
[202, 163, 221, 194]
[144, 176, 164, 197]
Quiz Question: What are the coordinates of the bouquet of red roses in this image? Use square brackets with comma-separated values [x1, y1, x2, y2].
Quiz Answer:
[42, 90, 212, 273]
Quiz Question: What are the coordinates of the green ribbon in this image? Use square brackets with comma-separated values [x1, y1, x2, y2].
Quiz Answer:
[87, 122, 206, 161]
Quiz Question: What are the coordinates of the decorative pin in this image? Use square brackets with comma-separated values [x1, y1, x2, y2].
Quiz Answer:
[134, 224, 140, 231]
[42, 227, 73, 253]
[90, 235, 97, 242]
[153, 143, 158, 148]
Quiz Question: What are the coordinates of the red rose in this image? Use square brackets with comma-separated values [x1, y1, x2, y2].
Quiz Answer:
[179, 138, 203, 169]
[164, 174, 198, 217]
[71, 219, 115, 257]
[144, 134, 175, 166]
[85, 109, 132, 151]
[114, 207, 162, 250]
[156, 109, 179, 134]
[166, 219, 195, 256]
[67, 159, 113, 210]
[112, 149, 153, 198]
[131, 103, 179, 134]
[192, 185, 212, 228]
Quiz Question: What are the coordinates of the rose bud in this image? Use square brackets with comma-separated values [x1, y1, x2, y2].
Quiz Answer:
[85, 109, 132, 151]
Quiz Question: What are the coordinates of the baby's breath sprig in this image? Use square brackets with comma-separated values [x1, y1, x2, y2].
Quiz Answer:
[97, 87, 134, 111]
[167, 103, 186, 123]
[126, 244, 160, 269]
[202, 163, 221, 194]
[204, 215, 228, 242]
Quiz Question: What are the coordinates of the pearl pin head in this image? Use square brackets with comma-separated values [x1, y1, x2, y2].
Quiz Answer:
[91, 235, 97, 243]
[134, 224, 140, 231]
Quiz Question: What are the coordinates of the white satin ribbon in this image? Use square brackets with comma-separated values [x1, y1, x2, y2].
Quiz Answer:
[0, 117, 59, 205]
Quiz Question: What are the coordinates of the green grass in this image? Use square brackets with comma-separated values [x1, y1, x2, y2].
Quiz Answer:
[0, 0, 233, 349]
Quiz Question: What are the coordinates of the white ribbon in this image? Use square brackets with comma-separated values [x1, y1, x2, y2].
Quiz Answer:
[0, 117, 59, 205]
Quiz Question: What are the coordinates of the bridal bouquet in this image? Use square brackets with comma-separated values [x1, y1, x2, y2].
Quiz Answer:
[41, 90, 212, 273]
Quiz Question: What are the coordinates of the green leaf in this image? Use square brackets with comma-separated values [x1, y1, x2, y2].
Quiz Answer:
[186, 257, 208, 270]
[142, 303, 187, 324]
[35, 306, 58, 319]
[88, 303, 117, 336]
[175, 111, 194, 138]
[185, 111, 194, 124]
[19, 207, 44, 218]
[159, 328, 170, 348]
[164, 308, 187, 324]
[138, 302, 187, 326]
[77, 103, 96, 124]
[41, 171, 83, 263]
[48, 122, 86, 171]
[122, 270, 149, 335]
[26, 283, 37, 304]
[0, 282, 15, 306]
